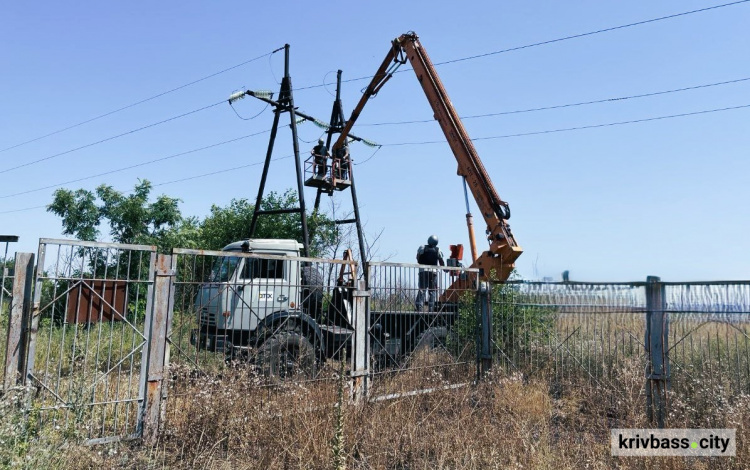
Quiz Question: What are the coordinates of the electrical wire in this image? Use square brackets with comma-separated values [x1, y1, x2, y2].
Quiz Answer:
[297, 131, 326, 145]
[268, 52, 282, 85]
[0, 204, 48, 215]
[0, 100, 226, 175]
[434, 0, 750, 66]
[322, 71, 338, 97]
[0, 112, 353, 199]
[382, 103, 750, 146]
[0, 128, 273, 199]
[4, 102, 747, 213]
[152, 156, 293, 188]
[357, 76, 750, 126]
[230, 102, 270, 120]
[294, 1, 750, 92]
[0, 155, 295, 215]
[353, 145, 383, 165]
[0, 49, 278, 154]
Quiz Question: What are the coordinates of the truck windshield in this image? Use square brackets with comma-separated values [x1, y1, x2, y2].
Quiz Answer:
[209, 256, 239, 282]
[240, 258, 285, 280]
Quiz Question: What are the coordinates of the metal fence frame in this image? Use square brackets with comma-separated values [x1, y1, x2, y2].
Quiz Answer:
[489, 277, 750, 428]
[4, 237, 749, 442]
[1, 236, 18, 386]
[366, 261, 482, 398]
[22, 239, 159, 444]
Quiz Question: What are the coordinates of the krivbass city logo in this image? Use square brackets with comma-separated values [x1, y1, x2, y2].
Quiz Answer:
[611, 429, 736, 457]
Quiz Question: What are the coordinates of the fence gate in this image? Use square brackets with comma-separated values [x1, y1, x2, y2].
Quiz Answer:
[25, 239, 157, 443]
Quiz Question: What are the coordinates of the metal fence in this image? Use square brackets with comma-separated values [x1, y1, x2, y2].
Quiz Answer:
[4, 238, 750, 443]
[162, 247, 362, 430]
[1, 240, 16, 387]
[664, 282, 750, 419]
[366, 262, 479, 398]
[490, 278, 750, 427]
[26, 239, 157, 443]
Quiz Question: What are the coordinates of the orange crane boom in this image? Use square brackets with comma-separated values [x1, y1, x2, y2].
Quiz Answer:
[335, 32, 523, 281]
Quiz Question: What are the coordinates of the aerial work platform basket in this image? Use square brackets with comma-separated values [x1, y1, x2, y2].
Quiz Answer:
[304, 153, 351, 192]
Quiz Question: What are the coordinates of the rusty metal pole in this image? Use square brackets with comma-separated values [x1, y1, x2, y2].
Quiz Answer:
[0, 235, 19, 318]
[351, 279, 370, 403]
[142, 254, 174, 444]
[3, 252, 33, 392]
[645, 275, 669, 428]
[478, 280, 493, 378]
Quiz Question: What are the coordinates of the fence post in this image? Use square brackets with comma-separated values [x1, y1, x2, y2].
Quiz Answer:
[3, 252, 33, 392]
[478, 280, 492, 378]
[351, 279, 369, 403]
[645, 275, 669, 428]
[142, 254, 174, 444]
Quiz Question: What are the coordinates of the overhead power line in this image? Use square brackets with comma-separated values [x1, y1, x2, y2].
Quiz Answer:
[434, 0, 750, 66]
[358, 76, 750, 126]
[0, 100, 226, 175]
[152, 156, 293, 188]
[382, 103, 750, 146]
[0, 128, 273, 199]
[0, 111, 342, 198]
[0, 49, 278, 154]
[0, 204, 48, 215]
[3, 103, 748, 213]
[295, 0, 750, 92]
[0, 155, 294, 215]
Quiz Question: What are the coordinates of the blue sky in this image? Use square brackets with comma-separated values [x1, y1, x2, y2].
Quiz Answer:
[1, 1, 749, 281]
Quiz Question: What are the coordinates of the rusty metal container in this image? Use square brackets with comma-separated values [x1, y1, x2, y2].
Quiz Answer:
[66, 280, 128, 323]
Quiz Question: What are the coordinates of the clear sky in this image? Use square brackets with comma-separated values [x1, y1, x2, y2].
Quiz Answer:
[1, 1, 749, 282]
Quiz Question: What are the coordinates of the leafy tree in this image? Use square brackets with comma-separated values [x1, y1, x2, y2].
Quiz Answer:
[48, 180, 181, 252]
[48, 183, 337, 256]
[199, 190, 336, 256]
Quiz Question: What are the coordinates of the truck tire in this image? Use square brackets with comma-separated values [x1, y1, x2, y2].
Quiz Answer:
[256, 332, 317, 381]
[413, 326, 455, 355]
[301, 265, 324, 321]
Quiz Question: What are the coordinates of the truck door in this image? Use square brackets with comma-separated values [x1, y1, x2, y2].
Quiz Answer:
[231, 256, 291, 332]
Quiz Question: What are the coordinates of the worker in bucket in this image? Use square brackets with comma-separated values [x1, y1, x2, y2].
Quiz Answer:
[415, 235, 445, 312]
[312, 139, 328, 177]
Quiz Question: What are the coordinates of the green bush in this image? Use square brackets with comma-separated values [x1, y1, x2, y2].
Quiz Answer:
[454, 272, 557, 358]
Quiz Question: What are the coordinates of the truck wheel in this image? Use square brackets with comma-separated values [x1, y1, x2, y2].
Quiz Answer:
[257, 332, 317, 381]
[301, 265, 324, 321]
[413, 327, 455, 356]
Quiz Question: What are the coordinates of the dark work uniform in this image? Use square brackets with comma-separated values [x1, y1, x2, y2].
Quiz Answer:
[415, 245, 444, 311]
[313, 143, 328, 177]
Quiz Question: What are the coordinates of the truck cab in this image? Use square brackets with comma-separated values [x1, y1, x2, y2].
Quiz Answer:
[193, 239, 305, 352]
[192, 239, 355, 378]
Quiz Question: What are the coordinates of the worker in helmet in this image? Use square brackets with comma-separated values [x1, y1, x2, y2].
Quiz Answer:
[415, 235, 445, 312]
[312, 138, 328, 177]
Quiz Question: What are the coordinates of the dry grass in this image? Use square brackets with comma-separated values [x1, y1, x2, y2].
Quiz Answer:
[4, 302, 748, 469]
[6, 350, 744, 470]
